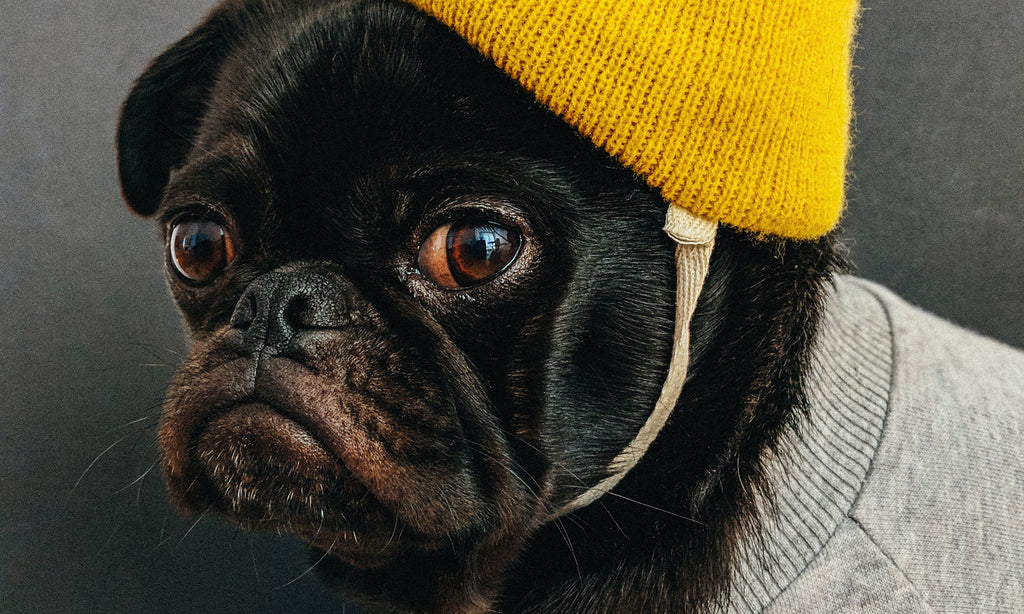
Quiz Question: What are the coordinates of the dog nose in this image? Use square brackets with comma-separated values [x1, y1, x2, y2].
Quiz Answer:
[229, 270, 353, 352]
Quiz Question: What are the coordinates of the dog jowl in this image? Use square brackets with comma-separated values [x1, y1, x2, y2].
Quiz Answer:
[118, 0, 839, 611]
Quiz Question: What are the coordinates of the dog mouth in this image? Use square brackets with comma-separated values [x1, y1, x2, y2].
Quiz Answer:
[190, 400, 409, 562]
[193, 401, 348, 522]
[160, 350, 493, 563]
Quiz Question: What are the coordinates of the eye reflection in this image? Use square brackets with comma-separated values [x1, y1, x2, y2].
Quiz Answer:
[170, 219, 236, 283]
[418, 222, 521, 290]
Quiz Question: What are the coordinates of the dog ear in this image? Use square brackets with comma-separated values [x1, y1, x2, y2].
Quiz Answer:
[116, 12, 232, 217]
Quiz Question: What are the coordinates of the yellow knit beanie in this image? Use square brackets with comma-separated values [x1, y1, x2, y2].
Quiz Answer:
[403, 0, 859, 239]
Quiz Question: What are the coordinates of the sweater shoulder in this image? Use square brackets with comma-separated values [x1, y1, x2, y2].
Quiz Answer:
[762, 519, 933, 614]
[841, 275, 1024, 404]
[838, 275, 1024, 612]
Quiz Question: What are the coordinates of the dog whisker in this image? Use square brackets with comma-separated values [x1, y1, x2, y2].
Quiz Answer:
[601, 500, 629, 540]
[562, 485, 704, 526]
[105, 414, 158, 435]
[70, 434, 130, 496]
[228, 524, 242, 550]
[249, 535, 261, 585]
[488, 436, 620, 531]
[509, 435, 629, 529]
[274, 536, 339, 590]
[507, 434, 589, 489]
[130, 341, 186, 360]
[552, 517, 583, 583]
[115, 459, 160, 495]
[310, 512, 326, 544]
[133, 445, 162, 512]
[440, 493, 459, 527]
[378, 515, 401, 554]
[174, 508, 210, 551]
[151, 516, 177, 552]
[506, 432, 649, 534]
[463, 439, 548, 508]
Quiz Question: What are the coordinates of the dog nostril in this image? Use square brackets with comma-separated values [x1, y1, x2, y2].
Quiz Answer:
[283, 294, 312, 329]
[228, 272, 354, 353]
[230, 291, 257, 330]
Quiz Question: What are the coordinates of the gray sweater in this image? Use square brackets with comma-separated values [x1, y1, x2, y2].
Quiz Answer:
[726, 276, 1024, 612]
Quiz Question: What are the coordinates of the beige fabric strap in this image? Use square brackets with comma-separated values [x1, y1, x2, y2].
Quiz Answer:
[553, 206, 717, 517]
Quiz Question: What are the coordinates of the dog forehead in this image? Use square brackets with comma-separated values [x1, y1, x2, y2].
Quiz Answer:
[168, 0, 557, 232]
[198, 1, 512, 157]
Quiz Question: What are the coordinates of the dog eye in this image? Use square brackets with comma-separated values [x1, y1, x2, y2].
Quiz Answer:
[418, 222, 522, 290]
[170, 219, 236, 283]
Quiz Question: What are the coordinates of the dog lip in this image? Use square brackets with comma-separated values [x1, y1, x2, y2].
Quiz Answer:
[179, 356, 326, 458]
[164, 351, 494, 544]
[196, 400, 338, 464]
[190, 401, 349, 521]
[187, 401, 422, 561]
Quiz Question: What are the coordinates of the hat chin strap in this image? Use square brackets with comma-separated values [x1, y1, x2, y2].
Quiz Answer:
[552, 206, 718, 518]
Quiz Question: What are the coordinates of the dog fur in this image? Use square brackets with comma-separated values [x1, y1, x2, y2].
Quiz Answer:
[118, 1, 843, 611]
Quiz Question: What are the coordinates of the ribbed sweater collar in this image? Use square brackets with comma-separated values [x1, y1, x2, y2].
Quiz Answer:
[725, 275, 894, 612]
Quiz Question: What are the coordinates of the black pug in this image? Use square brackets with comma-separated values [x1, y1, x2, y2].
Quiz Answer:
[118, 0, 841, 611]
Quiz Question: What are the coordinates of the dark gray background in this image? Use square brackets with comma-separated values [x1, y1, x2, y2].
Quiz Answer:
[2, 1, 1022, 612]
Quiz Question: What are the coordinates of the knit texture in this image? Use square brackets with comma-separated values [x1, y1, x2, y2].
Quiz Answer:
[726, 276, 1024, 611]
[403, 0, 859, 239]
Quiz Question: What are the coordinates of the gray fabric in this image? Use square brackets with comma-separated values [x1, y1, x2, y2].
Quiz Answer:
[728, 276, 1024, 612]
[727, 279, 893, 611]
[765, 520, 933, 614]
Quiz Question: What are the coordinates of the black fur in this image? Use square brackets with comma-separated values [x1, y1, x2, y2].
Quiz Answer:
[118, 1, 842, 611]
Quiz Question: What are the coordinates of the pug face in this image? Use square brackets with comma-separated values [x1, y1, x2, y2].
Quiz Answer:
[120, 0, 838, 611]
[118, 0, 698, 608]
